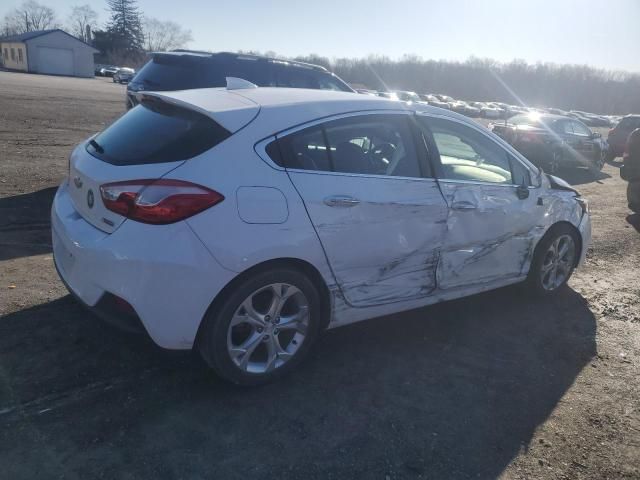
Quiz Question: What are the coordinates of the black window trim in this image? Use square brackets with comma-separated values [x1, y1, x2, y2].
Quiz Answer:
[255, 110, 436, 181]
[416, 112, 540, 189]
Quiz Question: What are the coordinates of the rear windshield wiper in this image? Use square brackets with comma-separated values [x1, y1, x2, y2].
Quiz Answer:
[89, 139, 104, 154]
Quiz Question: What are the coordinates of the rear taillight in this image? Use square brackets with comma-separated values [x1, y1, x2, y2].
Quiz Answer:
[100, 179, 224, 224]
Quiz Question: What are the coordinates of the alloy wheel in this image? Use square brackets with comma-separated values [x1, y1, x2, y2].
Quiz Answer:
[226, 283, 310, 374]
[540, 234, 576, 291]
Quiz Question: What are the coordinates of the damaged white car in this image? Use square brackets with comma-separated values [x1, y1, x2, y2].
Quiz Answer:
[52, 83, 591, 385]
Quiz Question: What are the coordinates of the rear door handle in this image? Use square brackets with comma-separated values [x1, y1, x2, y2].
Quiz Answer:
[451, 200, 477, 210]
[324, 195, 360, 208]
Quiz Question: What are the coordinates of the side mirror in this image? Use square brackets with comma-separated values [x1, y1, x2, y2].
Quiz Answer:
[516, 182, 530, 200]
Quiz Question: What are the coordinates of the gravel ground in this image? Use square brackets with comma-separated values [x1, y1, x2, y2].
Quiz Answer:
[0, 71, 638, 480]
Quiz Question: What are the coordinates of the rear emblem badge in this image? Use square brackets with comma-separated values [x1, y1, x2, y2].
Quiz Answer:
[73, 176, 83, 189]
[87, 189, 94, 209]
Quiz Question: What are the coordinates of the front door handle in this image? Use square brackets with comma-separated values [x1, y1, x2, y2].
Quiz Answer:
[324, 195, 360, 208]
[451, 200, 477, 210]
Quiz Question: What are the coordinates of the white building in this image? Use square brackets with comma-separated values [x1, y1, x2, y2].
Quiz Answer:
[0, 29, 98, 78]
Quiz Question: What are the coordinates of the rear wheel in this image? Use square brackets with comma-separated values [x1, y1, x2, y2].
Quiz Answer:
[527, 224, 579, 295]
[198, 268, 322, 386]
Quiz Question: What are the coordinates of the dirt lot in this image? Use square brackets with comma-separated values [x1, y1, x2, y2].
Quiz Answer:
[0, 71, 638, 479]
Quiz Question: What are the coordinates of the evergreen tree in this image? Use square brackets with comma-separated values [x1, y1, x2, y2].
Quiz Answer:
[105, 0, 144, 53]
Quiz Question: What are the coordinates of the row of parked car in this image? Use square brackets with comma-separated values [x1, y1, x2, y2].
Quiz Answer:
[357, 89, 620, 127]
[95, 64, 136, 84]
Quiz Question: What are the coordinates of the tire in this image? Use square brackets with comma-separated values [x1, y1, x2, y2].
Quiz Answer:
[198, 268, 323, 386]
[526, 224, 580, 295]
[590, 148, 605, 172]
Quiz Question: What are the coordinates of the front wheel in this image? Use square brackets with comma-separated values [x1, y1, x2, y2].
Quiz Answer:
[590, 148, 606, 172]
[198, 268, 322, 385]
[527, 225, 579, 295]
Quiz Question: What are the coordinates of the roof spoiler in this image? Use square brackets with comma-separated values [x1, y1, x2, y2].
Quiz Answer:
[226, 77, 258, 90]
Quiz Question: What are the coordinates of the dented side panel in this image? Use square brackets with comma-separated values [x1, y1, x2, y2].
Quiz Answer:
[437, 181, 543, 289]
[287, 170, 449, 307]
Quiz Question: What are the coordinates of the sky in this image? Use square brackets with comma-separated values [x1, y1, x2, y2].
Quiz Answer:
[3, 0, 640, 72]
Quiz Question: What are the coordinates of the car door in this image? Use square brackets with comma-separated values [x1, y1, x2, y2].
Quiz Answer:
[570, 120, 596, 163]
[417, 114, 541, 289]
[274, 112, 449, 307]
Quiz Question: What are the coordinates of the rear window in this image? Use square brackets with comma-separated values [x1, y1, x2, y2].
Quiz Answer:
[87, 97, 230, 165]
[619, 117, 640, 131]
[134, 55, 224, 90]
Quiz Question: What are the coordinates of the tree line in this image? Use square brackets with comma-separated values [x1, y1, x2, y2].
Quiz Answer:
[292, 54, 640, 115]
[0, 0, 192, 66]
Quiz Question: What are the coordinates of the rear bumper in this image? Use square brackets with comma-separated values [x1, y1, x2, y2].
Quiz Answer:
[51, 180, 236, 349]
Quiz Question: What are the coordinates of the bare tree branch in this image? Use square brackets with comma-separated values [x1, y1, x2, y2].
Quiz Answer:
[2, 0, 59, 35]
[67, 4, 98, 43]
[143, 17, 193, 52]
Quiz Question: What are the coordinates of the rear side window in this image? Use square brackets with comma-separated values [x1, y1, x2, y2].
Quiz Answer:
[274, 65, 352, 92]
[275, 114, 424, 178]
[87, 98, 230, 165]
[224, 57, 274, 86]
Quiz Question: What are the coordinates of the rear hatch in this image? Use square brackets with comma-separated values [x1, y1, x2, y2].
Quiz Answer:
[70, 90, 259, 233]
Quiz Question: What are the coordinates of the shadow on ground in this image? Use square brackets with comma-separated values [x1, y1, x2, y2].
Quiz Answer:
[0, 187, 56, 261]
[557, 167, 610, 186]
[0, 285, 596, 479]
[626, 213, 640, 233]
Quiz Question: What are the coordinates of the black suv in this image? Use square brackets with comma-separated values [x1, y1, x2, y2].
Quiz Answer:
[126, 51, 354, 109]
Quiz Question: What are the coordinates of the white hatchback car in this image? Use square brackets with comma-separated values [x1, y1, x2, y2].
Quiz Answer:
[52, 82, 591, 385]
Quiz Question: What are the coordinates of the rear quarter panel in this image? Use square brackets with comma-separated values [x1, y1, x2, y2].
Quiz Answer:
[167, 128, 337, 287]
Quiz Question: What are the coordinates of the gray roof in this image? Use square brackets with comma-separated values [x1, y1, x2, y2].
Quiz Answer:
[0, 29, 58, 42]
[0, 29, 98, 51]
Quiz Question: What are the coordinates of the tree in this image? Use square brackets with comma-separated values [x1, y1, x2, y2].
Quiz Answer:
[67, 4, 98, 43]
[1, 0, 59, 35]
[105, 0, 144, 53]
[142, 17, 192, 52]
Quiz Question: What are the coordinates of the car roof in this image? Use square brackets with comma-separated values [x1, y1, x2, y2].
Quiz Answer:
[151, 50, 329, 72]
[139, 86, 472, 136]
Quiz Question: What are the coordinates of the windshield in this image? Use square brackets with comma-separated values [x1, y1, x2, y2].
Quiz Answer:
[510, 114, 557, 129]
